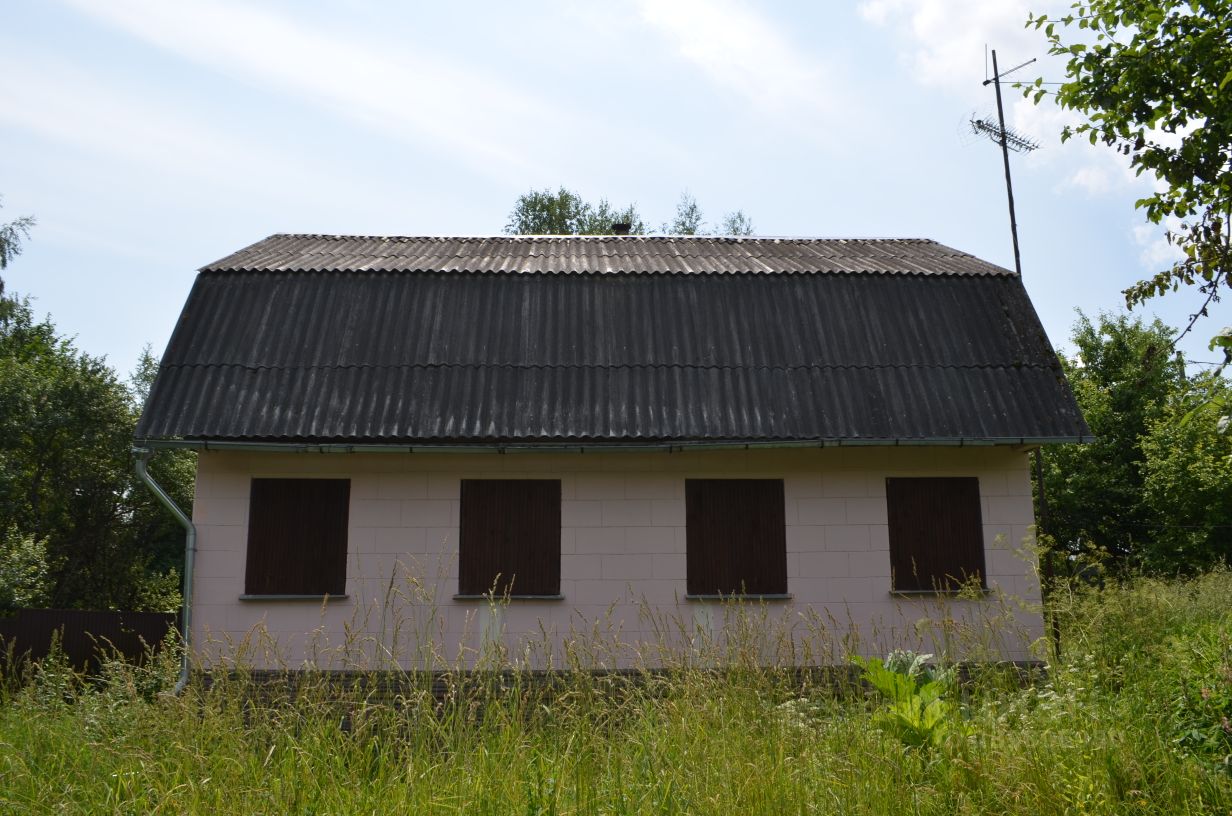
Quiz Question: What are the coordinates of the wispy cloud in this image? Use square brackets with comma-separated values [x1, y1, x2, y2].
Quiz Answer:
[857, 0, 1039, 94]
[0, 53, 313, 195]
[1133, 221, 1184, 269]
[58, 0, 585, 183]
[860, 0, 1160, 206]
[632, 0, 845, 127]
[1063, 165, 1114, 195]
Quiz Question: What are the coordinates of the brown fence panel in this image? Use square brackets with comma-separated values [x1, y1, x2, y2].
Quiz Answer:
[0, 609, 178, 672]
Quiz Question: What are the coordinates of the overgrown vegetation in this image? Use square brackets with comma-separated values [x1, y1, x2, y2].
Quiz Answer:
[0, 296, 192, 612]
[853, 650, 964, 749]
[1040, 311, 1232, 573]
[1, 572, 1230, 814]
[0, 198, 193, 613]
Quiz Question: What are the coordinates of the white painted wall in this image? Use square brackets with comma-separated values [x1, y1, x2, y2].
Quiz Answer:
[189, 447, 1043, 669]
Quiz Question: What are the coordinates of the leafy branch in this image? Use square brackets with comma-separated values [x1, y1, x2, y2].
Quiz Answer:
[1024, 2, 1232, 333]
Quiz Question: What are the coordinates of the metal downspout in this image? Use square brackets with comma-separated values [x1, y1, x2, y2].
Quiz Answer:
[133, 447, 195, 694]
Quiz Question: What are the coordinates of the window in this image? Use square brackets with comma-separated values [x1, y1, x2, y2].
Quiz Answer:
[885, 477, 986, 593]
[244, 478, 350, 596]
[685, 479, 787, 596]
[458, 479, 561, 597]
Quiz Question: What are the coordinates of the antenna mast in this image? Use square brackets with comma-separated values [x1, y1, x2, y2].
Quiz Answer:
[977, 50, 1038, 277]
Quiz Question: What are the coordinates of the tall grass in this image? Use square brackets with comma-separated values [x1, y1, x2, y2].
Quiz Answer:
[1, 572, 1230, 814]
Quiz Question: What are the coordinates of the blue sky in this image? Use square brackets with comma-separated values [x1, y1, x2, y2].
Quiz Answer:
[1, 0, 1224, 376]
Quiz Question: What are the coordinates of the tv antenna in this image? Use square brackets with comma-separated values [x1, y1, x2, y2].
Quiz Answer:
[969, 116, 1039, 154]
[975, 49, 1038, 277]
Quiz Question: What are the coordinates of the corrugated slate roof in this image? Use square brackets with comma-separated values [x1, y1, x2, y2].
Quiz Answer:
[202, 234, 1012, 276]
[137, 234, 1088, 445]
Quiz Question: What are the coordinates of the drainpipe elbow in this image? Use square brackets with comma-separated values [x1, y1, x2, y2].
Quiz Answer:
[132, 446, 196, 695]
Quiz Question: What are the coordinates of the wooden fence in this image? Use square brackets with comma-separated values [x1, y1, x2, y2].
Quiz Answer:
[0, 608, 178, 672]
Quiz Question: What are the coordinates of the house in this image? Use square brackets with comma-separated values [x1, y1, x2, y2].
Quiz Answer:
[135, 234, 1088, 672]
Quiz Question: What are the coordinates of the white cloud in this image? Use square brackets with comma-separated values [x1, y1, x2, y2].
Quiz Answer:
[633, 0, 842, 122]
[858, 0, 1039, 96]
[0, 55, 314, 196]
[1064, 165, 1113, 195]
[1012, 95, 1143, 197]
[1133, 222, 1183, 269]
[1009, 95, 1077, 149]
[860, 1, 1163, 204]
[58, 0, 586, 182]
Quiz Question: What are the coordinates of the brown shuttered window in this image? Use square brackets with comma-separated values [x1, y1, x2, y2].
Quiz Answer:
[459, 479, 561, 597]
[685, 479, 787, 596]
[886, 477, 986, 592]
[245, 478, 350, 596]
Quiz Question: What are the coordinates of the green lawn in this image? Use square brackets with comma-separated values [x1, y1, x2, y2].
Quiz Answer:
[2, 573, 1230, 814]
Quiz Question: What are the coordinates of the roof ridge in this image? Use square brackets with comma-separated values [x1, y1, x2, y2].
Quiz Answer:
[160, 362, 1056, 372]
[197, 234, 1014, 276]
[266, 233, 942, 244]
[200, 268, 1009, 277]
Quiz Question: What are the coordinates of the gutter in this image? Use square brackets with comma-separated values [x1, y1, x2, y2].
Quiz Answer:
[133, 447, 195, 695]
[135, 435, 1090, 454]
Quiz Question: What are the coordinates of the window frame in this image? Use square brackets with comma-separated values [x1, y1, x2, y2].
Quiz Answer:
[456, 478, 563, 600]
[885, 476, 987, 595]
[684, 478, 789, 599]
[242, 477, 351, 599]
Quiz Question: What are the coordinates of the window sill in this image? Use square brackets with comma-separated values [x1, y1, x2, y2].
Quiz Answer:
[452, 594, 565, 602]
[684, 593, 793, 602]
[238, 594, 350, 602]
[890, 588, 990, 598]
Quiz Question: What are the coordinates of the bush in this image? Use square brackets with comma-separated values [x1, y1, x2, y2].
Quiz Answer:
[0, 528, 49, 613]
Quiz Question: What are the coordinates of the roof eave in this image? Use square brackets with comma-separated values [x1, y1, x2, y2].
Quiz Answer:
[135, 435, 1092, 454]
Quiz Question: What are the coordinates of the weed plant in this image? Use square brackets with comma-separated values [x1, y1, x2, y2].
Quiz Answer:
[1, 571, 1230, 814]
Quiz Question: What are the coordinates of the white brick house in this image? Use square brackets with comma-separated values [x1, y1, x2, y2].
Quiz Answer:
[136, 234, 1088, 671]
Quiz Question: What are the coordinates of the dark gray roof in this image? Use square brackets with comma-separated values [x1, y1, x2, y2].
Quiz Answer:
[137, 234, 1089, 446]
[204, 234, 1012, 276]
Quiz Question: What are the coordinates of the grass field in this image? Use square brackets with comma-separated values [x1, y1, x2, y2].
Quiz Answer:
[1, 573, 1230, 814]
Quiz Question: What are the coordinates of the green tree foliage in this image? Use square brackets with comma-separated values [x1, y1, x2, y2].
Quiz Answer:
[1139, 374, 1232, 571]
[504, 187, 645, 235]
[0, 528, 50, 612]
[127, 346, 196, 589]
[667, 193, 704, 235]
[719, 210, 756, 236]
[1041, 313, 1184, 564]
[1025, 2, 1232, 321]
[1041, 312, 1231, 572]
[0, 196, 36, 299]
[505, 188, 755, 236]
[663, 193, 756, 236]
[0, 301, 189, 611]
[0, 196, 187, 611]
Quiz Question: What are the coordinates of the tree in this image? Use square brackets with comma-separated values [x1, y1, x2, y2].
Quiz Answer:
[0, 196, 36, 301]
[1139, 372, 1232, 571]
[719, 210, 756, 236]
[0, 299, 137, 608]
[1038, 310, 1232, 574]
[666, 193, 704, 235]
[504, 188, 645, 235]
[0, 528, 50, 613]
[505, 188, 755, 236]
[0, 301, 187, 611]
[0, 201, 187, 611]
[662, 193, 756, 236]
[1038, 312, 1187, 566]
[126, 346, 196, 593]
[1025, 2, 1232, 336]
